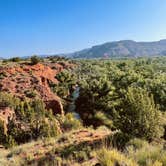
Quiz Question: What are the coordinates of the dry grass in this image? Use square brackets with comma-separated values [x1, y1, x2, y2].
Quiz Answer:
[0, 128, 113, 166]
[97, 148, 138, 166]
[126, 138, 166, 166]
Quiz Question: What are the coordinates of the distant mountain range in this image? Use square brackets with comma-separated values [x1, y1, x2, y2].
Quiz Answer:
[69, 40, 166, 58]
[4, 39, 166, 60]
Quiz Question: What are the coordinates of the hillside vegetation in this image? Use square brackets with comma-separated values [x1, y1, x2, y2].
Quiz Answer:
[71, 40, 166, 58]
[0, 56, 166, 166]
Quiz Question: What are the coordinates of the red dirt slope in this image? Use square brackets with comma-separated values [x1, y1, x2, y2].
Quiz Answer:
[0, 62, 73, 115]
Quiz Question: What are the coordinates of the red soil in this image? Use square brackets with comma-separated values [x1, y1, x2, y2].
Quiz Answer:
[0, 62, 74, 116]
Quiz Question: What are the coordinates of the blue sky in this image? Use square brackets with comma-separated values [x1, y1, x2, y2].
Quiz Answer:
[0, 0, 166, 58]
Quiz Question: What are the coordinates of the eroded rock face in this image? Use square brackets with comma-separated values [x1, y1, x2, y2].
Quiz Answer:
[0, 107, 15, 135]
[0, 62, 73, 115]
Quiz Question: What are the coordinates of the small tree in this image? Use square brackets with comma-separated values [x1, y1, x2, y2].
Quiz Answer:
[31, 55, 40, 65]
[10, 57, 21, 62]
[113, 87, 164, 140]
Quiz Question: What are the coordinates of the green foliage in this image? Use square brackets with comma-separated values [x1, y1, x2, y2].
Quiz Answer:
[10, 57, 22, 62]
[0, 72, 7, 79]
[0, 92, 83, 147]
[75, 57, 165, 142]
[48, 55, 69, 63]
[113, 87, 164, 140]
[62, 113, 82, 131]
[24, 90, 37, 98]
[97, 148, 138, 166]
[112, 131, 131, 149]
[126, 139, 166, 166]
[0, 57, 166, 164]
[30, 55, 40, 65]
[126, 138, 148, 150]
[0, 97, 61, 147]
[0, 92, 20, 108]
[52, 70, 77, 99]
[76, 77, 115, 127]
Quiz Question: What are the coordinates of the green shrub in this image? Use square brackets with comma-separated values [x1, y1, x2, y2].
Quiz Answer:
[1, 99, 61, 147]
[62, 113, 82, 131]
[126, 138, 148, 150]
[127, 142, 166, 166]
[112, 131, 131, 149]
[30, 55, 40, 65]
[0, 72, 7, 79]
[113, 87, 164, 140]
[97, 148, 138, 166]
[10, 57, 21, 62]
[0, 92, 19, 108]
[24, 90, 37, 98]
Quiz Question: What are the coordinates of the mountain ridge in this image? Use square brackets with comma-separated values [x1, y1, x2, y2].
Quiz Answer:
[69, 39, 166, 58]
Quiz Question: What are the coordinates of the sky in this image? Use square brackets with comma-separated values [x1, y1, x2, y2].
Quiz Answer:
[0, 0, 166, 58]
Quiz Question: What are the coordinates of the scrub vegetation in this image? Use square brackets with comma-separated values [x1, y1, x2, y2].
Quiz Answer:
[0, 56, 166, 166]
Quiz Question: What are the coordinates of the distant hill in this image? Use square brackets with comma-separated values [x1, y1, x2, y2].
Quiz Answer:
[70, 40, 166, 58]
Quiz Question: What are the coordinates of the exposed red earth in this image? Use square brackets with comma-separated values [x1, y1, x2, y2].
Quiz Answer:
[0, 62, 74, 131]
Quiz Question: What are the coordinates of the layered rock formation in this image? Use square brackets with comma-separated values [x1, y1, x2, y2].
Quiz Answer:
[0, 62, 74, 124]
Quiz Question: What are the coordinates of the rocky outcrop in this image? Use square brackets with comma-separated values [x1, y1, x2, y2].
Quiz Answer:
[0, 107, 15, 135]
[0, 62, 73, 116]
[1, 128, 114, 165]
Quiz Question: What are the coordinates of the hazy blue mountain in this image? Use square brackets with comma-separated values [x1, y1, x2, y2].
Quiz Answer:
[70, 40, 166, 58]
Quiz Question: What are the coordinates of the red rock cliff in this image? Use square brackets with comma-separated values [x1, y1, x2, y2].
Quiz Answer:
[0, 62, 73, 115]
